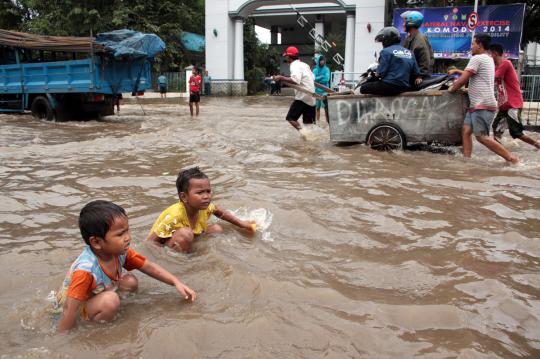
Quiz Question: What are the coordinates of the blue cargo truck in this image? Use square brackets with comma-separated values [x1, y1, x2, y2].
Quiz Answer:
[0, 29, 165, 120]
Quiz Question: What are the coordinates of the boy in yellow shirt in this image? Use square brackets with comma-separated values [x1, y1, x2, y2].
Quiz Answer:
[147, 167, 256, 253]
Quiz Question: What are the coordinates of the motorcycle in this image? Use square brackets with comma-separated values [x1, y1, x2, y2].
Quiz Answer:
[353, 63, 456, 94]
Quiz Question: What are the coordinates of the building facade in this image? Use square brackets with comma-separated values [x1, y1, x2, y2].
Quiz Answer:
[205, 0, 386, 95]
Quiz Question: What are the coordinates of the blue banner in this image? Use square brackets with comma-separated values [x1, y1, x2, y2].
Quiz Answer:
[393, 4, 525, 59]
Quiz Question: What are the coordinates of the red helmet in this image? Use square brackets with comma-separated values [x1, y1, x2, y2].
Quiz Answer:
[282, 46, 299, 57]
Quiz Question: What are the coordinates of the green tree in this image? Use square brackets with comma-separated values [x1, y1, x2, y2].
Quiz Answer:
[19, 0, 114, 36]
[0, 0, 25, 30]
[243, 17, 279, 94]
[517, 0, 539, 46]
[323, 32, 345, 72]
[109, 0, 205, 71]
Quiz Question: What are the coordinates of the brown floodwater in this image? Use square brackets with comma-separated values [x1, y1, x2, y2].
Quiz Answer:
[0, 96, 539, 358]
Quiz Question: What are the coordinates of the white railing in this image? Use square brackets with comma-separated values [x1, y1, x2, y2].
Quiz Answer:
[330, 71, 363, 90]
[521, 75, 540, 126]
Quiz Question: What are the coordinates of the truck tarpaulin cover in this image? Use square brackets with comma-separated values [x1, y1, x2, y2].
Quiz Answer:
[96, 29, 165, 59]
[393, 4, 525, 59]
[178, 31, 205, 52]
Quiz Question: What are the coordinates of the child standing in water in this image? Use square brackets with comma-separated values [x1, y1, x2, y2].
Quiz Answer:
[56, 200, 196, 332]
[147, 167, 256, 253]
[189, 66, 202, 116]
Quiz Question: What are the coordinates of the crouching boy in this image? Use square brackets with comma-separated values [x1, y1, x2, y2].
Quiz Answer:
[147, 167, 256, 253]
[56, 200, 196, 332]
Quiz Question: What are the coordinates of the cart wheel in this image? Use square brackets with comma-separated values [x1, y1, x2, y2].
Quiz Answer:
[367, 123, 405, 151]
[31, 96, 54, 121]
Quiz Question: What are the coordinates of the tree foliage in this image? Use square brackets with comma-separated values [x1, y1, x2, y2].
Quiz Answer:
[0, 0, 25, 30]
[519, 0, 540, 46]
[243, 17, 280, 94]
[0, 0, 205, 71]
[323, 31, 345, 72]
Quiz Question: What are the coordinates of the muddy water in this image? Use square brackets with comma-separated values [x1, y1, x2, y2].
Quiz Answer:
[0, 96, 539, 358]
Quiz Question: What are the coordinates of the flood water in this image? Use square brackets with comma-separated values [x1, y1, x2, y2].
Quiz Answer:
[0, 96, 539, 358]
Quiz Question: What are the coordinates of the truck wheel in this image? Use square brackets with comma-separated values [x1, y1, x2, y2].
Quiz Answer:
[367, 123, 406, 151]
[31, 96, 54, 121]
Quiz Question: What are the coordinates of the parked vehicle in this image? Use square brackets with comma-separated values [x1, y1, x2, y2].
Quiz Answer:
[321, 65, 466, 150]
[0, 29, 164, 120]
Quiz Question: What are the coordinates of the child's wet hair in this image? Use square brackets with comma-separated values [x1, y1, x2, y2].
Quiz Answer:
[79, 200, 127, 245]
[176, 167, 208, 194]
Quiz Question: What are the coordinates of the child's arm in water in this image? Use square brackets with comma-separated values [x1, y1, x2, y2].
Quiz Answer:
[213, 206, 257, 235]
[58, 297, 81, 332]
[138, 260, 196, 301]
[147, 231, 166, 245]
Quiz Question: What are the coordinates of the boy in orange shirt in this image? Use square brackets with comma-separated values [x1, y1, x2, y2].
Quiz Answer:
[56, 200, 196, 332]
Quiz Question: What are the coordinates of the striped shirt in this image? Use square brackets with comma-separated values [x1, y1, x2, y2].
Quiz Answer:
[465, 54, 497, 111]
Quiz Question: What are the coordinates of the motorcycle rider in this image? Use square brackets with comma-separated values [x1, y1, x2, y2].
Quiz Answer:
[360, 27, 422, 96]
[401, 10, 434, 78]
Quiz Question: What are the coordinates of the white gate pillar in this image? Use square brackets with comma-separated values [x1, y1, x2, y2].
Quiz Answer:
[314, 21, 324, 52]
[344, 13, 356, 80]
[233, 17, 244, 80]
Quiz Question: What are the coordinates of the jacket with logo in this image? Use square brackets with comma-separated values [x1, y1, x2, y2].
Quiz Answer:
[377, 44, 421, 88]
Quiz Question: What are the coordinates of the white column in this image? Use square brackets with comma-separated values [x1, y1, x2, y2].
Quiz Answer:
[314, 21, 324, 52]
[344, 13, 355, 80]
[205, 0, 232, 81]
[233, 17, 244, 80]
[354, 1, 385, 75]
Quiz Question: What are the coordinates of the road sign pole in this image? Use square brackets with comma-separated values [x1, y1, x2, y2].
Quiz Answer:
[470, 0, 479, 52]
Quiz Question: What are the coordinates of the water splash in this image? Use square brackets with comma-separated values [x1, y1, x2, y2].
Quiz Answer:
[299, 124, 328, 142]
[230, 207, 274, 242]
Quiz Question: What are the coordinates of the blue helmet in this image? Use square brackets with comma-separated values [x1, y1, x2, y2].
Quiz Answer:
[401, 11, 424, 30]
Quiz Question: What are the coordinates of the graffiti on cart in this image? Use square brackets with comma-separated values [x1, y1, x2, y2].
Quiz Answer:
[335, 96, 451, 126]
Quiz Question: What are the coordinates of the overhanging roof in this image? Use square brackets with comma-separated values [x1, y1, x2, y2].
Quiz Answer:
[230, 0, 354, 17]
[252, 12, 347, 30]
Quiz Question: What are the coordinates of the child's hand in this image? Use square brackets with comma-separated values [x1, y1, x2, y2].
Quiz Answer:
[241, 220, 257, 235]
[175, 281, 197, 301]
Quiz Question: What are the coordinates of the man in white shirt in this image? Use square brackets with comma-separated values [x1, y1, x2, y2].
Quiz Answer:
[273, 46, 316, 131]
[449, 33, 518, 164]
